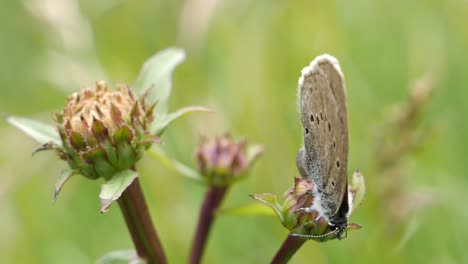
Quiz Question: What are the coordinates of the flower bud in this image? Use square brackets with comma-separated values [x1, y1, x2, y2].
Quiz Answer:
[195, 134, 263, 186]
[253, 176, 363, 242]
[52, 81, 158, 180]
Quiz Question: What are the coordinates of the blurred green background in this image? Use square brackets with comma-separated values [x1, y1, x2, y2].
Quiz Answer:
[1, 0, 467, 263]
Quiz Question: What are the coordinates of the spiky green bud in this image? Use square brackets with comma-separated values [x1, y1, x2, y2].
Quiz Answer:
[50, 81, 158, 180]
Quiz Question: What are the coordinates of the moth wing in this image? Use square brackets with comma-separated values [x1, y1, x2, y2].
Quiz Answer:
[298, 54, 349, 216]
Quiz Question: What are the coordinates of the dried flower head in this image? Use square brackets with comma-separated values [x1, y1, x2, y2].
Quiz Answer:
[49, 81, 158, 180]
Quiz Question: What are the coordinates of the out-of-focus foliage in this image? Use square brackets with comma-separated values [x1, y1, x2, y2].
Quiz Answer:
[1, 0, 467, 263]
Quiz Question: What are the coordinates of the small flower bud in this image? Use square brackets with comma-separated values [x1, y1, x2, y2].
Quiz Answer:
[253, 176, 363, 242]
[195, 134, 263, 186]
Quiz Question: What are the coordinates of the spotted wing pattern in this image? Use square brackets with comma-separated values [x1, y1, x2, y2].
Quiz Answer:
[297, 55, 349, 217]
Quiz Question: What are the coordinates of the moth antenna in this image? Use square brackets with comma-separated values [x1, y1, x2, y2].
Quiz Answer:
[290, 229, 338, 239]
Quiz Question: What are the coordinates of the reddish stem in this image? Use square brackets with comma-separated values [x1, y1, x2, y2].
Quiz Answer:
[271, 234, 306, 264]
[189, 186, 228, 264]
[118, 177, 167, 264]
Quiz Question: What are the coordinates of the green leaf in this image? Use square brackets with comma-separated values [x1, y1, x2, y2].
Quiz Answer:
[349, 169, 366, 214]
[96, 249, 145, 264]
[251, 193, 285, 223]
[53, 170, 75, 204]
[246, 144, 264, 168]
[7, 116, 61, 146]
[152, 106, 212, 136]
[148, 148, 203, 182]
[218, 202, 277, 216]
[133, 48, 185, 117]
[99, 170, 138, 213]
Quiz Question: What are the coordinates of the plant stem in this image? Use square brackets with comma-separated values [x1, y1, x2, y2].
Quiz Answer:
[118, 177, 167, 264]
[189, 186, 228, 264]
[271, 234, 306, 264]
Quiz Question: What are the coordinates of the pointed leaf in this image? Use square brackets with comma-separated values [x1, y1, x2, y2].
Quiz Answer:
[133, 48, 186, 116]
[251, 193, 284, 223]
[148, 148, 203, 182]
[347, 223, 363, 231]
[218, 202, 277, 216]
[7, 116, 61, 146]
[99, 170, 138, 213]
[152, 106, 212, 136]
[53, 170, 75, 203]
[33, 142, 60, 156]
[246, 144, 265, 168]
[349, 169, 366, 215]
[96, 249, 145, 264]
